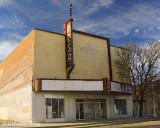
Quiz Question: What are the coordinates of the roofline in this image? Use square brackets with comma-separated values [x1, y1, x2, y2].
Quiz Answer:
[73, 29, 109, 41]
[110, 44, 128, 50]
[33, 29, 129, 50]
[34, 28, 64, 36]
[110, 45, 122, 49]
[34, 28, 111, 42]
[0, 29, 35, 65]
[34, 28, 127, 50]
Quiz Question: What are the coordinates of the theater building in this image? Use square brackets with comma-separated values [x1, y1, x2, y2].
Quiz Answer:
[0, 19, 133, 122]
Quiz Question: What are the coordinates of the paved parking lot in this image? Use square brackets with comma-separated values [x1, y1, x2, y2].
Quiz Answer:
[0, 117, 160, 128]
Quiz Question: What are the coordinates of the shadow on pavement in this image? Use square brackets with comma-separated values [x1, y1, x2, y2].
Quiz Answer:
[37, 117, 160, 128]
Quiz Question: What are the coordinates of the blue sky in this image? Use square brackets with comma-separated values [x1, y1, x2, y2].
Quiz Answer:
[0, 0, 160, 62]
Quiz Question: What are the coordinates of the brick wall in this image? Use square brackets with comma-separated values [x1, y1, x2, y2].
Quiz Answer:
[0, 30, 35, 122]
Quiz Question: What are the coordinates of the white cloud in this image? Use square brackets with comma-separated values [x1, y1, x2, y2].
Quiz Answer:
[12, 1, 65, 27]
[0, 14, 27, 30]
[0, 32, 24, 62]
[85, 0, 114, 15]
[74, 3, 160, 39]
[13, 15, 25, 28]
[0, 0, 12, 7]
[148, 27, 154, 31]
[135, 29, 140, 33]
[50, 0, 64, 7]
[123, 31, 130, 36]
[9, 32, 24, 41]
[0, 41, 18, 61]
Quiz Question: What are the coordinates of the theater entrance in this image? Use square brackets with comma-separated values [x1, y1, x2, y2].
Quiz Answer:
[76, 99, 105, 120]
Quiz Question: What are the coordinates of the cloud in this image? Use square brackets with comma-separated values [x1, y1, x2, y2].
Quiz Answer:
[74, 3, 160, 39]
[0, 14, 27, 30]
[50, 0, 64, 7]
[85, 0, 114, 15]
[9, 32, 24, 41]
[0, 41, 18, 61]
[0, 0, 12, 7]
[12, 1, 66, 28]
[135, 29, 140, 33]
[123, 31, 130, 36]
[0, 32, 25, 62]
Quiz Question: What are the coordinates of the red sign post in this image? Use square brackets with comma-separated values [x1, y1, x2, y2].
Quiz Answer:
[64, 18, 75, 79]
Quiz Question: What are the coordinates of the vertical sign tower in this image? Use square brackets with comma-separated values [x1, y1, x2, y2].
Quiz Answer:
[64, 4, 75, 79]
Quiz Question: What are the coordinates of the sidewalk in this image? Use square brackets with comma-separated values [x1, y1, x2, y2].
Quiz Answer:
[0, 117, 160, 128]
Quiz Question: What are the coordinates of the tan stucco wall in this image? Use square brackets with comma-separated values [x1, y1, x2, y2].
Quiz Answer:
[0, 30, 34, 122]
[34, 30, 127, 81]
[70, 32, 110, 79]
[110, 46, 130, 84]
[110, 46, 121, 82]
[34, 30, 110, 79]
[0, 84, 32, 122]
[34, 29, 66, 79]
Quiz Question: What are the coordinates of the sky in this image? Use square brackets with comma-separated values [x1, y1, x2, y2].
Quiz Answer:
[0, 0, 160, 62]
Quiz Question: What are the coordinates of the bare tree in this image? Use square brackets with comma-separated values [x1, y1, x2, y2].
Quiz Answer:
[114, 41, 160, 117]
[144, 80, 160, 100]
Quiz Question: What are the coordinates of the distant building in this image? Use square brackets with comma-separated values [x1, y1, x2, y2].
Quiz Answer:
[0, 24, 133, 122]
[133, 81, 160, 116]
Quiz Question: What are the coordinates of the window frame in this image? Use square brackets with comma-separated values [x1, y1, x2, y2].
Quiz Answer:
[114, 99, 127, 115]
[45, 98, 64, 119]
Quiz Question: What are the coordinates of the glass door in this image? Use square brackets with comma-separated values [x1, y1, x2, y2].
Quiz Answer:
[95, 103, 104, 118]
[80, 103, 84, 119]
[95, 103, 99, 118]
[76, 103, 84, 120]
[84, 103, 95, 119]
[76, 99, 105, 120]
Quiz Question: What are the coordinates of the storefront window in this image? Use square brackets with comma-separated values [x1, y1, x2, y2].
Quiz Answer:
[114, 99, 127, 115]
[46, 98, 52, 118]
[45, 98, 64, 119]
[52, 99, 58, 118]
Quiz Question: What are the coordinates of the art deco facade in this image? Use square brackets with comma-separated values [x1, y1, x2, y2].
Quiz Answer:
[0, 27, 133, 122]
